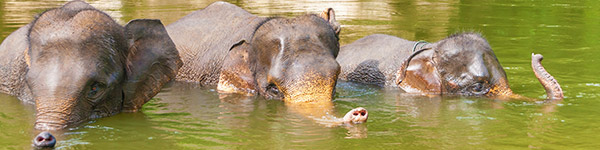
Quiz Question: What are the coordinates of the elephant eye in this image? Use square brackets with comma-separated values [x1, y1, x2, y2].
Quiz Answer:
[470, 82, 489, 94]
[88, 82, 106, 100]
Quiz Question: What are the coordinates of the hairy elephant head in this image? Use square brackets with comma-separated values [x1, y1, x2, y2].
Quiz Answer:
[396, 33, 562, 99]
[218, 8, 341, 103]
[25, 1, 181, 130]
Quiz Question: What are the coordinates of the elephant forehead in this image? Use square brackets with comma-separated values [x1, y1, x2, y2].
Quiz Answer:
[29, 39, 120, 68]
[27, 58, 90, 93]
[253, 17, 339, 58]
[28, 9, 124, 68]
[30, 8, 121, 47]
[255, 15, 335, 40]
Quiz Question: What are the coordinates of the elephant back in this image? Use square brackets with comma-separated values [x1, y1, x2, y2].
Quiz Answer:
[166, 1, 268, 85]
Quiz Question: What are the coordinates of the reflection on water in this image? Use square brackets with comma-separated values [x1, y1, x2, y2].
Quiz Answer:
[0, 0, 599, 149]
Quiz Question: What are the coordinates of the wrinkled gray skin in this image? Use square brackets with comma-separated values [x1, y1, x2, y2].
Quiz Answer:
[338, 33, 563, 100]
[0, 0, 182, 132]
[166, 2, 341, 103]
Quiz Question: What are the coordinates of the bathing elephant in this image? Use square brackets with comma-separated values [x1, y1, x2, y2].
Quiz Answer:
[166, 2, 367, 127]
[166, 2, 342, 103]
[337, 33, 563, 100]
[0, 0, 182, 131]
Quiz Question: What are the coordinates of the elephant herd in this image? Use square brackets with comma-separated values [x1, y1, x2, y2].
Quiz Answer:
[0, 1, 563, 148]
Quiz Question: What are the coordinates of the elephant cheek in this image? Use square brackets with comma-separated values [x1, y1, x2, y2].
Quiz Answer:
[440, 81, 460, 94]
[485, 77, 514, 97]
[34, 97, 83, 130]
[486, 84, 513, 97]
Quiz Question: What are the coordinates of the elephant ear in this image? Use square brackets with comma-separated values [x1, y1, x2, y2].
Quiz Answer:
[396, 48, 442, 94]
[122, 19, 183, 112]
[0, 24, 32, 101]
[217, 40, 258, 95]
[319, 8, 341, 37]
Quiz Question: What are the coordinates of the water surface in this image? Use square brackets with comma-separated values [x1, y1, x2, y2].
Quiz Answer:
[0, 0, 599, 149]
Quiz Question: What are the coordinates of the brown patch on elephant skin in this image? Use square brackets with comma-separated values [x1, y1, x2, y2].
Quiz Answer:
[217, 41, 258, 95]
[24, 48, 31, 67]
[485, 76, 514, 100]
[397, 49, 442, 94]
[280, 71, 339, 103]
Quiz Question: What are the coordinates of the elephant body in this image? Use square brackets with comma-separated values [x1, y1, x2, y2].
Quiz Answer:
[167, 2, 342, 103]
[338, 33, 563, 99]
[337, 34, 416, 87]
[0, 1, 182, 130]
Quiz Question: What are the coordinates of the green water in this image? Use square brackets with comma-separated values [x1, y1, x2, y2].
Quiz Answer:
[0, 0, 599, 149]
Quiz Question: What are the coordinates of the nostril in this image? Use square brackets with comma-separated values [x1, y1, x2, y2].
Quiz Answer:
[360, 111, 366, 116]
[353, 112, 359, 116]
[33, 131, 56, 148]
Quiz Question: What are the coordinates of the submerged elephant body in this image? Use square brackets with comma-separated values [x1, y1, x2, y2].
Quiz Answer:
[0, 1, 182, 131]
[338, 33, 563, 99]
[167, 2, 342, 103]
[167, 2, 368, 127]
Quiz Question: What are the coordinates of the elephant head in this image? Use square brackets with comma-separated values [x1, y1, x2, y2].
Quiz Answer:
[218, 8, 341, 103]
[395, 33, 562, 100]
[23, 1, 181, 130]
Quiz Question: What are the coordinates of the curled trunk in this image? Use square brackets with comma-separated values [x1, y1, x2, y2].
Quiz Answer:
[531, 53, 564, 100]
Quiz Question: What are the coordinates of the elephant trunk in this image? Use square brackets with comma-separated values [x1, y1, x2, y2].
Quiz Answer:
[531, 53, 563, 100]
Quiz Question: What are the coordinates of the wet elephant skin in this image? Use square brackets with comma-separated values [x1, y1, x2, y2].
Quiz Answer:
[0, 1, 182, 130]
[337, 33, 563, 100]
[166, 2, 341, 103]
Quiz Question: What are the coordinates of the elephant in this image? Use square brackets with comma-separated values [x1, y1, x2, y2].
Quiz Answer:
[166, 1, 367, 126]
[337, 33, 563, 100]
[166, 1, 342, 103]
[0, 0, 182, 134]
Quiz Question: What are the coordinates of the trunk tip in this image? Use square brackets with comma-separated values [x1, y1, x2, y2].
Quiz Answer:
[532, 53, 543, 61]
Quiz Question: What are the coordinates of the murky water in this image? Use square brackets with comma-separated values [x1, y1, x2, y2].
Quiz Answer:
[0, 0, 599, 149]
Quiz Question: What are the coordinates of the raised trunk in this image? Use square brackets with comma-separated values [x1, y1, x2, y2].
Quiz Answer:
[531, 53, 564, 100]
